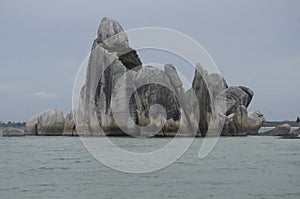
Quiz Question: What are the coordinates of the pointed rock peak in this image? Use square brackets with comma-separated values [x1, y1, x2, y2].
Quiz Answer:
[164, 64, 183, 88]
[98, 17, 124, 38]
[97, 17, 129, 48]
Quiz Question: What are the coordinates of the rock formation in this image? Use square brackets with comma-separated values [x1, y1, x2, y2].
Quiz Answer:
[221, 105, 265, 136]
[76, 17, 142, 136]
[74, 17, 264, 137]
[191, 64, 213, 136]
[63, 111, 77, 136]
[76, 17, 200, 137]
[132, 66, 181, 136]
[216, 86, 254, 116]
[2, 127, 24, 137]
[280, 122, 300, 138]
[24, 17, 265, 137]
[262, 123, 291, 136]
[25, 109, 65, 136]
[164, 64, 199, 136]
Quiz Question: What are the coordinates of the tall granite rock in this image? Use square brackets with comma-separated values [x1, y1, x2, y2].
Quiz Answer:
[63, 111, 77, 136]
[191, 64, 228, 136]
[164, 64, 199, 136]
[77, 17, 142, 135]
[191, 64, 212, 136]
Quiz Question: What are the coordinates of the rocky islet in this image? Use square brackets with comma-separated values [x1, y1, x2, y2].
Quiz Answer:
[22, 17, 266, 137]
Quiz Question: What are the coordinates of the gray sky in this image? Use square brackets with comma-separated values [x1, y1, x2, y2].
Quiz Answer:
[0, 0, 299, 122]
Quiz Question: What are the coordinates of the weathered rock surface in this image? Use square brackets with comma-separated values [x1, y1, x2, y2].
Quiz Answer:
[191, 64, 212, 136]
[246, 111, 266, 135]
[77, 17, 142, 136]
[207, 73, 228, 97]
[132, 66, 181, 136]
[190, 64, 229, 136]
[96, 17, 129, 49]
[222, 105, 265, 136]
[164, 64, 199, 135]
[2, 127, 24, 137]
[217, 86, 254, 116]
[25, 109, 65, 136]
[24, 114, 39, 135]
[262, 123, 291, 136]
[63, 111, 77, 136]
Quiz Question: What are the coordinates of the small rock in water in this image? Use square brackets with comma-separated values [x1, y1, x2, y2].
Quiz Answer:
[2, 127, 24, 137]
[262, 123, 291, 136]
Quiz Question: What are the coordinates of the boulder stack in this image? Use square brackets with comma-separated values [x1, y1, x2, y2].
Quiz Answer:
[25, 17, 265, 137]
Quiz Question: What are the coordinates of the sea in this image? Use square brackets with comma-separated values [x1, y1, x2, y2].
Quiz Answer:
[0, 128, 299, 199]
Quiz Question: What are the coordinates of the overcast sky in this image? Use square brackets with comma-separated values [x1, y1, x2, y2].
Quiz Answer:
[0, 0, 299, 122]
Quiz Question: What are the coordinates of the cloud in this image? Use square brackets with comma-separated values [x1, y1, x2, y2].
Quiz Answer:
[28, 91, 60, 99]
[0, 83, 19, 91]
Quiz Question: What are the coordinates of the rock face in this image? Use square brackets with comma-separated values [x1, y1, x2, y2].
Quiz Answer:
[190, 64, 229, 136]
[246, 111, 266, 135]
[132, 66, 191, 137]
[96, 17, 129, 49]
[262, 123, 291, 136]
[217, 86, 254, 116]
[25, 109, 65, 136]
[191, 64, 213, 136]
[77, 17, 142, 136]
[2, 127, 24, 137]
[24, 114, 39, 135]
[164, 64, 199, 135]
[207, 73, 228, 97]
[63, 111, 77, 136]
[222, 105, 265, 136]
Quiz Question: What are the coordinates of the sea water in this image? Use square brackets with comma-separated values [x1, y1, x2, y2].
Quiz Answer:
[0, 129, 299, 199]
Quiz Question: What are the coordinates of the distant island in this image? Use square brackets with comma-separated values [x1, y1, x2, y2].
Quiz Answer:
[0, 121, 25, 128]
[262, 120, 299, 128]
